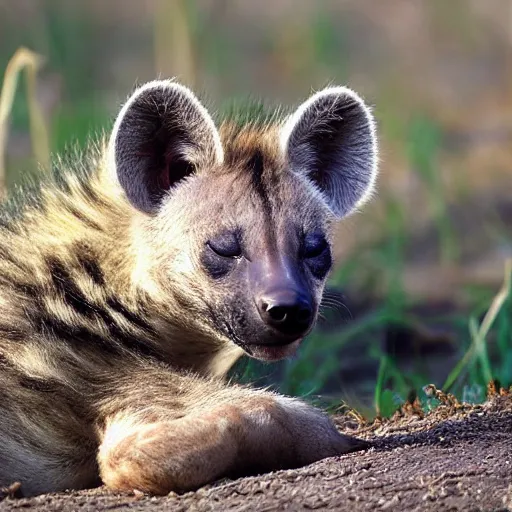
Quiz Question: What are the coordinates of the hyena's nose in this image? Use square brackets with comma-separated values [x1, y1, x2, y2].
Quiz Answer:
[257, 290, 314, 338]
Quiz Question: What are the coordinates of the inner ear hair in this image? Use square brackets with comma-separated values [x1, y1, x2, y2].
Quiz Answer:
[108, 80, 223, 214]
[280, 86, 378, 219]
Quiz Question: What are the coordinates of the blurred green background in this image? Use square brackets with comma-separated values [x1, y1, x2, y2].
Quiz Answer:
[1, 0, 511, 418]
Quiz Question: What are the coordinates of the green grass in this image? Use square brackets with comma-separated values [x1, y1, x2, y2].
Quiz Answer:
[407, 115, 459, 265]
[50, 100, 111, 153]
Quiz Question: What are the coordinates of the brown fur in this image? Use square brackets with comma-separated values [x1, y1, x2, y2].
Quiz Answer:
[0, 80, 378, 496]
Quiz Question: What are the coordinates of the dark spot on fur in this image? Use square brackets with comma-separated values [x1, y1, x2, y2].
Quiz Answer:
[19, 376, 60, 393]
[5, 280, 42, 300]
[46, 257, 97, 317]
[89, 302, 160, 357]
[0, 324, 26, 341]
[37, 259, 160, 358]
[33, 314, 120, 355]
[74, 244, 106, 287]
[248, 149, 265, 182]
[248, 149, 272, 216]
[35, 306, 158, 359]
[106, 322, 160, 358]
[106, 297, 154, 333]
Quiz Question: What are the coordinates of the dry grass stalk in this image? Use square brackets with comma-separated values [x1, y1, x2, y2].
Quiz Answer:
[153, 0, 196, 89]
[0, 47, 50, 200]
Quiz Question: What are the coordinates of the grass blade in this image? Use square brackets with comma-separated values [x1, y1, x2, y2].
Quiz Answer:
[0, 47, 49, 199]
[443, 258, 512, 391]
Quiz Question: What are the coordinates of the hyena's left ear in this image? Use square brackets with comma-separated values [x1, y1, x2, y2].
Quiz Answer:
[280, 86, 378, 218]
[108, 80, 223, 214]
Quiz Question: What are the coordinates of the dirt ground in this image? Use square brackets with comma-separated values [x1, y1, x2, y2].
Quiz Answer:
[1, 390, 511, 512]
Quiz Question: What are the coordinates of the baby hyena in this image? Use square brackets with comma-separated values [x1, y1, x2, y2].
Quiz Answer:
[0, 80, 378, 496]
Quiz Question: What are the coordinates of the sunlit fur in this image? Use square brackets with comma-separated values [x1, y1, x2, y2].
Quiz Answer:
[0, 80, 377, 496]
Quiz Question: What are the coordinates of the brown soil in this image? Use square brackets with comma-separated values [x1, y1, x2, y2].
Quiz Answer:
[1, 392, 511, 512]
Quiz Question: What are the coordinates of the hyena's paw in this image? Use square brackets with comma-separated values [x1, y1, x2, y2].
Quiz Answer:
[237, 394, 369, 472]
[97, 395, 368, 495]
[98, 412, 241, 494]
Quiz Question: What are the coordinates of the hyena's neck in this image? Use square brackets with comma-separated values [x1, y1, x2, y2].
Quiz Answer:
[0, 155, 236, 378]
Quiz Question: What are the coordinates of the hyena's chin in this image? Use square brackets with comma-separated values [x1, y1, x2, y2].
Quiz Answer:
[246, 339, 302, 362]
[233, 321, 315, 362]
[229, 308, 319, 361]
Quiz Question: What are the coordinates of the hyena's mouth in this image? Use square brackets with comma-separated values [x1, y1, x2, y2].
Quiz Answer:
[216, 316, 303, 362]
[246, 339, 302, 361]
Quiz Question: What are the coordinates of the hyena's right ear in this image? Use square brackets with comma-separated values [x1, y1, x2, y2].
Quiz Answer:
[107, 80, 223, 213]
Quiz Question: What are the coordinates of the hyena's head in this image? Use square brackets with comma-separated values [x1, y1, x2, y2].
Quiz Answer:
[107, 80, 377, 361]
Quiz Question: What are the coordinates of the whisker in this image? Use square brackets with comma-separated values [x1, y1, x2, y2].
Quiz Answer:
[320, 292, 353, 320]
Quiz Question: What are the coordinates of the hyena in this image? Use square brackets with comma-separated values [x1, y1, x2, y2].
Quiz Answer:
[0, 80, 378, 496]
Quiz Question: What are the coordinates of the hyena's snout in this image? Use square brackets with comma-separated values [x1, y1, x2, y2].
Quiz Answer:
[256, 288, 313, 339]
[247, 256, 316, 360]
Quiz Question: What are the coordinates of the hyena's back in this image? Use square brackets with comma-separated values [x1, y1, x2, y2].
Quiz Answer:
[0, 79, 377, 495]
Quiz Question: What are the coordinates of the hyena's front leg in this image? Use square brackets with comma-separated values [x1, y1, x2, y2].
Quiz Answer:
[97, 374, 367, 495]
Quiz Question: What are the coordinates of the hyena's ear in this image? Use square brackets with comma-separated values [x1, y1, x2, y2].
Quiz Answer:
[108, 80, 223, 213]
[280, 86, 378, 218]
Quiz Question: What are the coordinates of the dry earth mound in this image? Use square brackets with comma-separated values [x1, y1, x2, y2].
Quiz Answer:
[1, 390, 511, 511]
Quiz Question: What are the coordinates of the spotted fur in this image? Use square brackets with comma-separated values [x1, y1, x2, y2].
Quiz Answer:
[0, 80, 378, 496]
